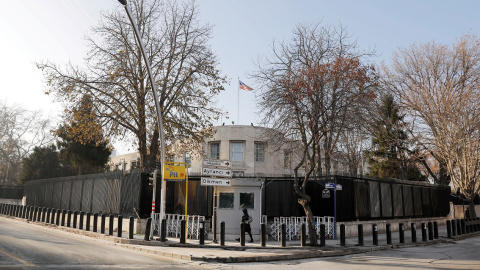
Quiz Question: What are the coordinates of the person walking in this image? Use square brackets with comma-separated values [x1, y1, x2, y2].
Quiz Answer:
[237, 208, 254, 242]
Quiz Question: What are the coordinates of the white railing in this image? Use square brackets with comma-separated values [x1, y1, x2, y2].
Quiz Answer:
[269, 216, 334, 241]
[153, 213, 205, 239]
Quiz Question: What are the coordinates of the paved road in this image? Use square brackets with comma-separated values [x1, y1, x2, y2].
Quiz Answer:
[0, 217, 205, 269]
[208, 237, 480, 270]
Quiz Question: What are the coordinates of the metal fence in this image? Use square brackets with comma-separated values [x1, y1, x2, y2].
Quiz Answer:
[152, 213, 205, 239]
[269, 215, 334, 241]
[23, 170, 142, 217]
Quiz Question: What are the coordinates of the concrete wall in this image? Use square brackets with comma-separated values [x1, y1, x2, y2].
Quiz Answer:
[448, 203, 480, 219]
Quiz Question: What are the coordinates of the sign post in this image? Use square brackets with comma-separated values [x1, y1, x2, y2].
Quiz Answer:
[325, 181, 341, 240]
[163, 162, 188, 239]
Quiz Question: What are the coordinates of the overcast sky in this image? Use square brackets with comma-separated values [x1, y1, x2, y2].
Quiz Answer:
[1, 0, 479, 154]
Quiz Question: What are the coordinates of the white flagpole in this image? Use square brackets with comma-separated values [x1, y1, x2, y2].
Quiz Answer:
[237, 78, 240, 125]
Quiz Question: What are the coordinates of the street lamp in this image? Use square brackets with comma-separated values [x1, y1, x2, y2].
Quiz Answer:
[117, 0, 166, 239]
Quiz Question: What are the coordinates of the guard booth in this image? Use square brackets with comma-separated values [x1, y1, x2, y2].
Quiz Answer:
[214, 179, 262, 240]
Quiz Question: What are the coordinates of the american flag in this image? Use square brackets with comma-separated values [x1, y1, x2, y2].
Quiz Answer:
[239, 80, 254, 91]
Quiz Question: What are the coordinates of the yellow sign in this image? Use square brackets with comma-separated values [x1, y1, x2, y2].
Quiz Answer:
[163, 164, 186, 181]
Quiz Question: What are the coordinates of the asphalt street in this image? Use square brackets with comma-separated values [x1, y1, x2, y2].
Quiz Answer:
[0, 217, 205, 269]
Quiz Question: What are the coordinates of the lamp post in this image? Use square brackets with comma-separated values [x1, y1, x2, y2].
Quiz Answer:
[117, 0, 166, 239]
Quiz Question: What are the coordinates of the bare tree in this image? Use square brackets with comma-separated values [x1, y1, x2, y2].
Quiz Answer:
[253, 22, 377, 245]
[37, 0, 226, 171]
[0, 100, 52, 185]
[383, 35, 480, 217]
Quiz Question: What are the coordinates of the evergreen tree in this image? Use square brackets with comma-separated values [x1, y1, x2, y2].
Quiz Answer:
[366, 94, 425, 181]
[18, 144, 65, 184]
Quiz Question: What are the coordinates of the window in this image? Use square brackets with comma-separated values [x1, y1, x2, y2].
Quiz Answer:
[240, 192, 255, 209]
[254, 142, 265, 162]
[210, 142, 220, 160]
[230, 142, 244, 161]
[218, 193, 234, 209]
[184, 152, 191, 168]
[284, 151, 291, 169]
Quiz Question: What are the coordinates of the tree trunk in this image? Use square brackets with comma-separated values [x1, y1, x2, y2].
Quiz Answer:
[298, 197, 318, 246]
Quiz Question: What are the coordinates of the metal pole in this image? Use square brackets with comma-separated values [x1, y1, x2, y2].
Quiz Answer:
[118, 0, 166, 240]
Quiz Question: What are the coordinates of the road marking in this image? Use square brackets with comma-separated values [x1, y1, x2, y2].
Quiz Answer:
[0, 248, 36, 268]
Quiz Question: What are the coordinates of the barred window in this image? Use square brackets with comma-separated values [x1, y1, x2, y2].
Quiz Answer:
[254, 142, 265, 162]
[210, 142, 220, 160]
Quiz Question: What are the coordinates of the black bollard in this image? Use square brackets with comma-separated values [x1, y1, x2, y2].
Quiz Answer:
[452, 220, 457, 236]
[160, 219, 166, 242]
[372, 224, 378, 246]
[79, 212, 84, 230]
[129, 216, 134, 239]
[301, 223, 307, 247]
[421, 222, 427, 241]
[73, 211, 78, 228]
[67, 210, 72, 227]
[358, 224, 364, 246]
[46, 208, 51, 224]
[144, 217, 151, 241]
[180, 219, 186, 244]
[461, 219, 466, 234]
[280, 223, 286, 247]
[37, 207, 42, 222]
[457, 219, 462, 235]
[86, 212, 91, 231]
[55, 209, 61, 226]
[93, 213, 98, 232]
[33, 206, 38, 222]
[109, 214, 114, 236]
[199, 221, 205, 245]
[31, 206, 36, 222]
[220, 221, 225, 246]
[428, 222, 433, 240]
[433, 221, 439, 239]
[117, 215, 123, 237]
[466, 219, 470, 234]
[340, 224, 346, 246]
[61, 210, 66, 227]
[411, 223, 417, 243]
[41, 207, 46, 222]
[261, 223, 267, 247]
[240, 222, 246, 246]
[320, 224, 326, 247]
[447, 220, 452, 238]
[101, 214, 106, 234]
[386, 223, 392, 245]
[21, 205, 26, 219]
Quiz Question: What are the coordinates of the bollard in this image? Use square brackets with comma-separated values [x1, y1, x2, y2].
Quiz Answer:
[433, 221, 439, 239]
[411, 223, 417, 243]
[160, 219, 166, 242]
[55, 209, 61, 226]
[30, 206, 35, 221]
[101, 214, 106, 234]
[386, 223, 392, 245]
[372, 224, 378, 246]
[457, 219, 462, 235]
[86, 213, 91, 231]
[465, 219, 470, 234]
[41, 207, 46, 222]
[15, 205, 20, 217]
[67, 210, 72, 227]
[46, 208, 51, 224]
[421, 222, 427, 241]
[428, 222, 433, 240]
[262, 223, 267, 247]
[73, 211, 78, 228]
[358, 224, 364, 246]
[21, 205, 26, 219]
[220, 221, 225, 246]
[452, 220, 457, 236]
[281, 223, 286, 247]
[117, 215, 123, 237]
[320, 224, 326, 247]
[301, 223, 307, 247]
[199, 221, 205, 245]
[144, 217, 151, 241]
[476, 218, 480, 232]
[79, 212, 84, 230]
[447, 220, 452, 238]
[33, 206, 38, 222]
[340, 224, 346, 246]
[109, 214, 114, 236]
[240, 223, 246, 246]
[180, 219, 186, 244]
[461, 219, 466, 235]
[61, 210, 66, 227]
[129, 216, 134, 239]
[93, 213, 98, 232]
[37, 207, 42, 222]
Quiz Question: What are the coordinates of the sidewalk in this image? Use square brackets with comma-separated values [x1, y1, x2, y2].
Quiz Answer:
[6, 215, 480, 263]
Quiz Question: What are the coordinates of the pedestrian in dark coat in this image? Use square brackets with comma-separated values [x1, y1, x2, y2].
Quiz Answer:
[237, 208, 254, 242]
